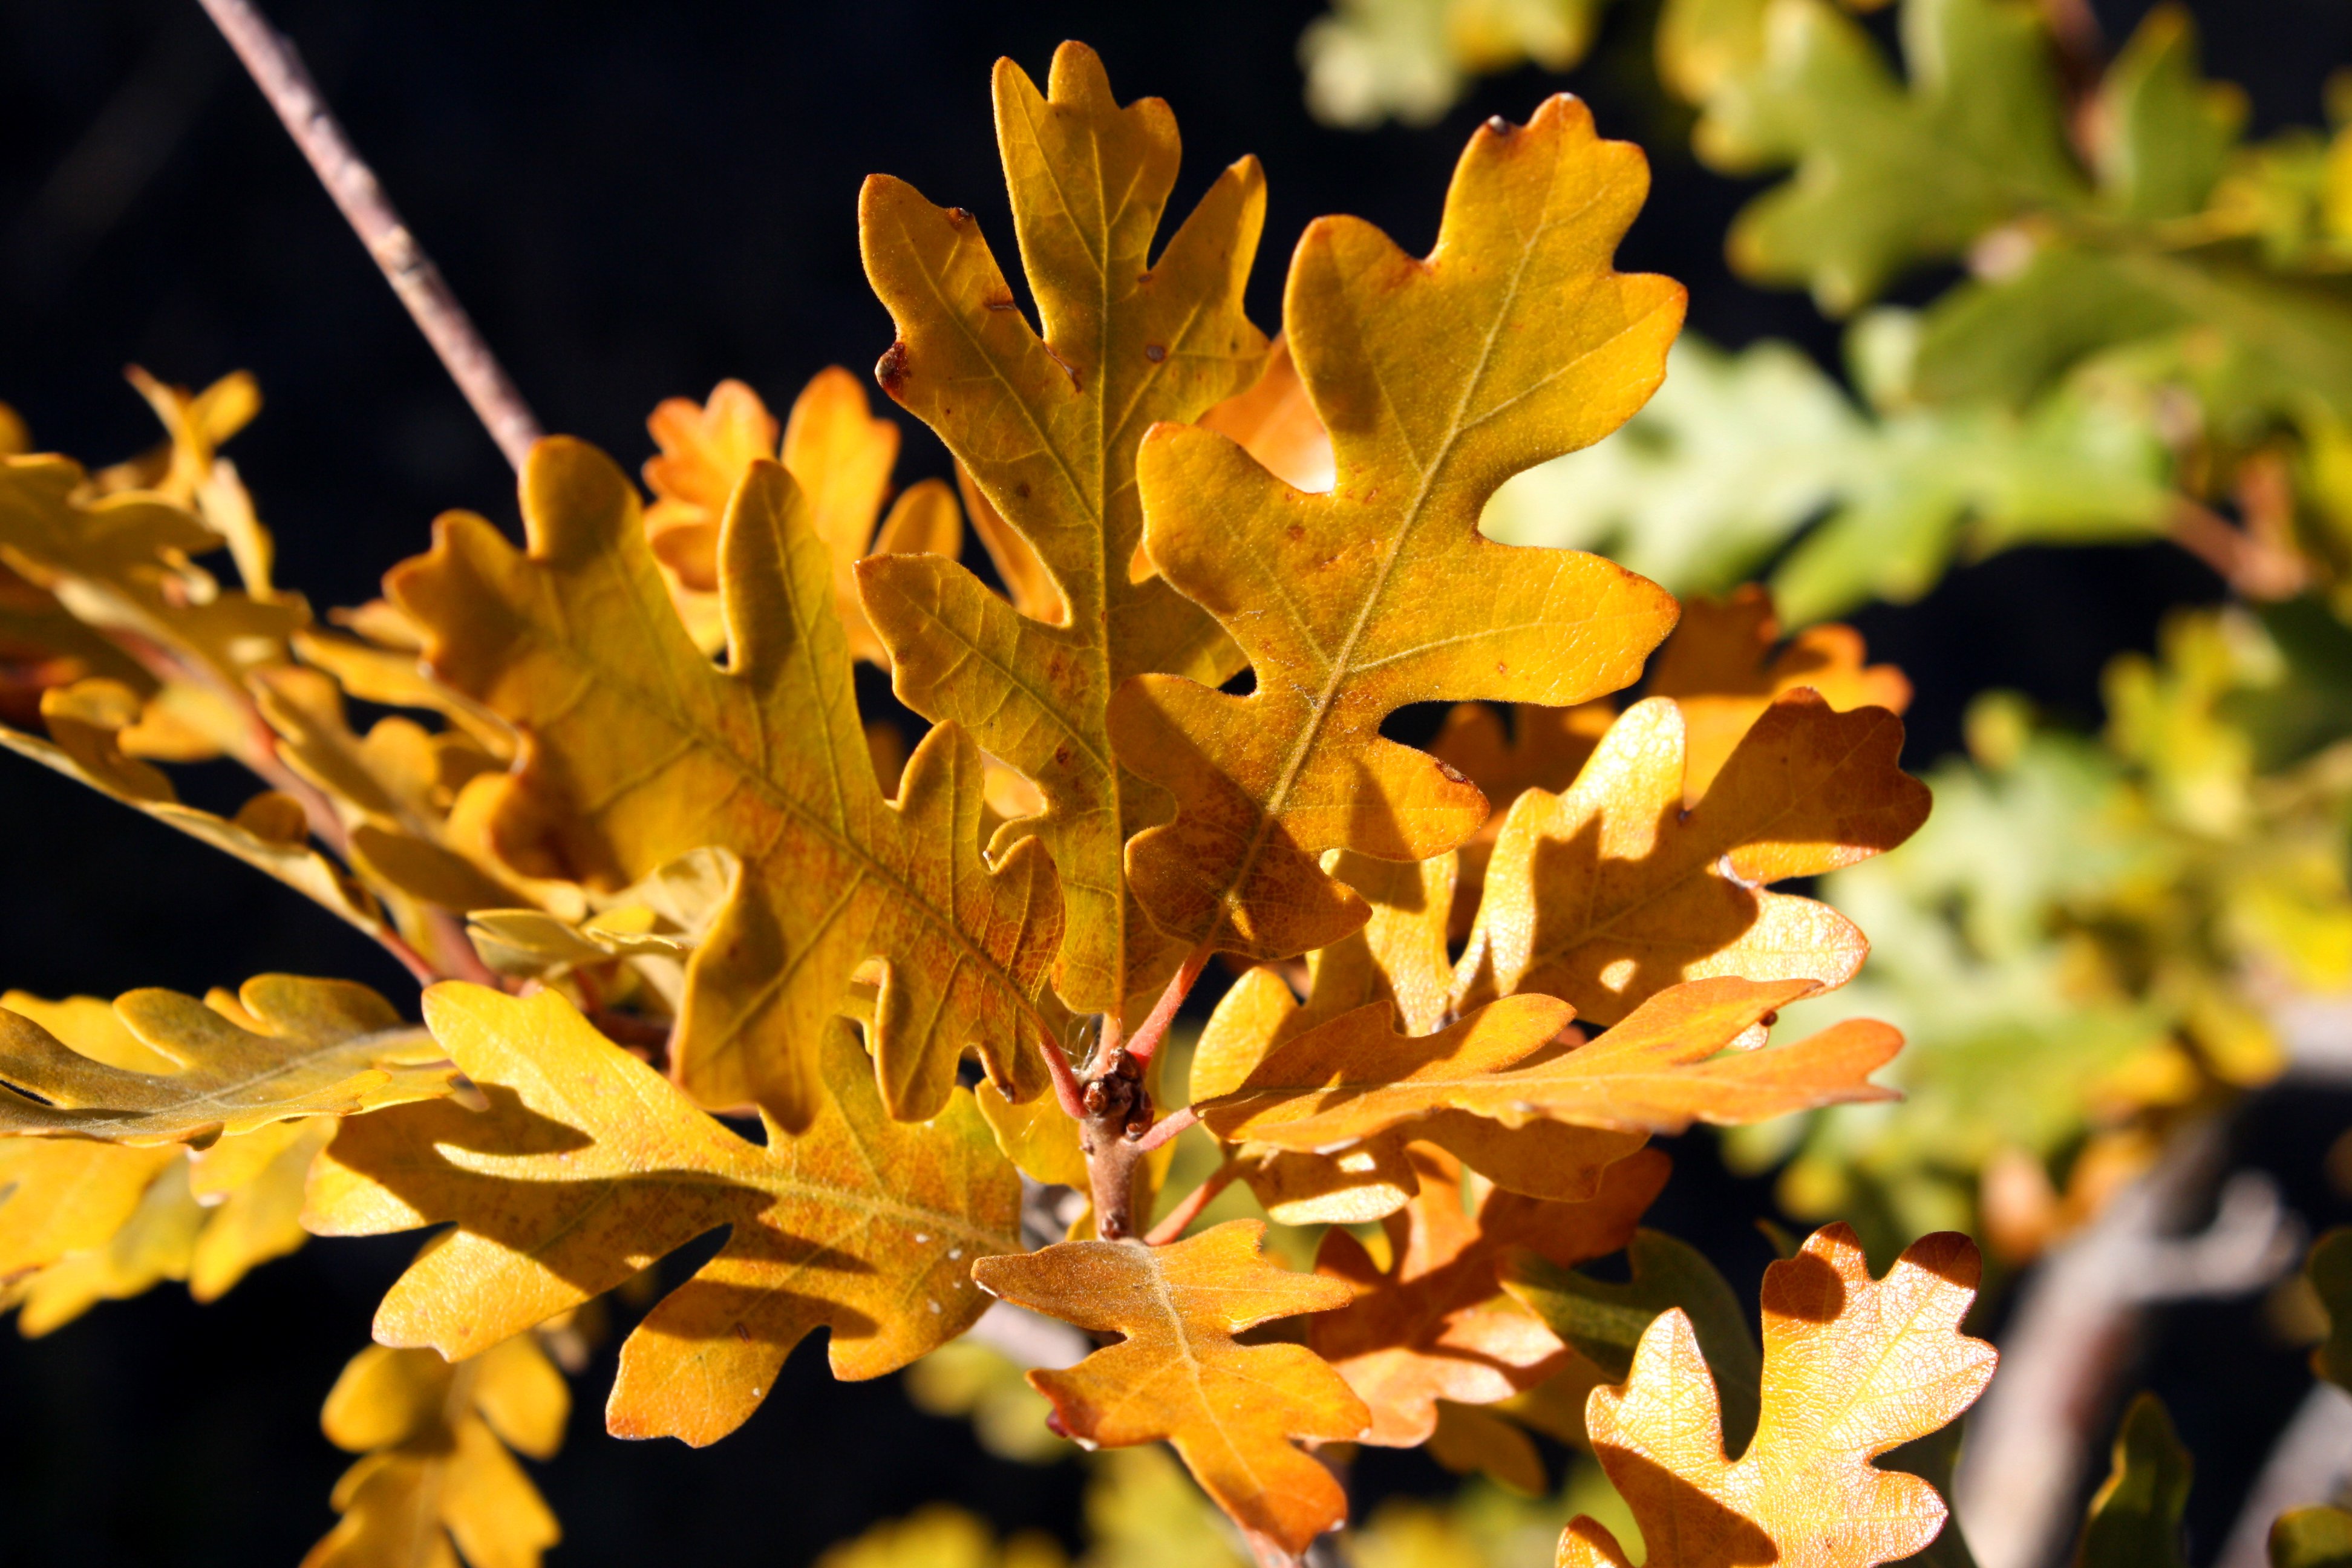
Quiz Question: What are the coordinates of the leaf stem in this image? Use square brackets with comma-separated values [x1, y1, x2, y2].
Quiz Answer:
[195, 0, 543, 471]
[1128, 1104, 1197, 1156]
[1123, 943, 1212, 1070]
[1143, 1151, 1236, 1247]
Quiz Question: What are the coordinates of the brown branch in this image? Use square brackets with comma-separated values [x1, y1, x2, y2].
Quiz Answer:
[194, 0, 543, 471]
[2167, 495, 2309, 601]
[1953, 1119, 2301, 1568]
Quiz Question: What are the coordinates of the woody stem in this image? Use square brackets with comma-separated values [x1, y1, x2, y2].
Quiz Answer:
[195, 0, 543, 470]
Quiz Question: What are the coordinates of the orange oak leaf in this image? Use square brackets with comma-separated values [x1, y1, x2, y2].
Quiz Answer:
[1561, 1224, 1996, 1568]
[305, 985, 1019, 1447]
[1310, 1144, 1669, 1447]
[1648, 586, 1913, 801]
[970, 1220, 1367, 1556]
[1110, 96, 1685, 962]
[1190, 886, 1646, 1224]
[643, 371, 961, 660]
[1198, 336, 1336, 496]
[857, 41, 1268, 1013]
[1198, 974, 1898, 1149]
[1455, 691, 1928, 1026]
[387, 441, 1065, 1126]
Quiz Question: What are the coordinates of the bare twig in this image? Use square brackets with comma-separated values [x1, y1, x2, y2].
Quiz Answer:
[1953, 1120, 2302, 1568]
[194, 0, 543, 470]
[2166, 495, 2308, 601]
[2216, 1384, 2352, 1568]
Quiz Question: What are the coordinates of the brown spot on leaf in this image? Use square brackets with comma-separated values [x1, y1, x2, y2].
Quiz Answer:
[1145, 344, 1166, 363]
[877, 341, 910, 395]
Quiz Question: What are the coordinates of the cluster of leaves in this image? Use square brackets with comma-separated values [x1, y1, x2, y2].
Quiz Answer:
[1300, 0, 2352, 1273]
[0, 35, 2027, 1568]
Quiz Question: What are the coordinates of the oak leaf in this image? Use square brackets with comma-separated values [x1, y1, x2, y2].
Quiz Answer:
[1455, 691, 1927, 1025]
[2272, 1508, 2352, 1568]
[2076, 1393, 2190, 1568]
[1560, 1223, 1995, 1568]
[306, 985, 1020, 1446]
[1, 679, 400, 947]
[970, 1220, 1367, 1555]
[1647, 586, 1913, 800]
[1111, 94, 1684, 961]
[857, 41, 1267, 1012]
[2309, 1227, 2352, 1393]
[1310, 1145, 1668, 1447]
[387, 440, 1065, 1125]
[642, 371, 961, 660]
[1187, 859, 1647, 1223]
[1199, 974, 1897, 1151]
[305, 1337, 566, 1568]
[1502, 1227, 1763, 1455]
[0, 973, 452, 1145]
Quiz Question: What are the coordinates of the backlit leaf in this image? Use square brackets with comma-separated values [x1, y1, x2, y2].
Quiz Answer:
[387, 440, 1065, 1126]
[642, 371, 961, 660]
[1455, 692, 1927, 1024]
[1112, 94, 1683, 962]
[1310, 1145, 1668, 1446]
[857, 40, 1267, 1011]
[970, 1220, 1367, 1555]
[1646, 587, 1913, 799]
[306, 985, 1020, 1446]
[1203, 974, 1896, 1151]
[1560, 1223, 1995, 1568]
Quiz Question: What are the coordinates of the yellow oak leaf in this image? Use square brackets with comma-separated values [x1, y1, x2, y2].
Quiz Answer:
[970, 1220, 1367, 1555]
[305, 1336, 566, 1568]
[1560, 1223, 1996, 1568]
[0, 449, 301, 765]
[857, 41, 1268, 1013]
[387, 440, 1065, 1126]
[1111, 95, 1685, 962]
[2, 1149, 205, 1335]
[306, 985, 1020, 1446]
[1200, 974, 1898, 1149]
[643, 371, 961, 660]
[1648, 586, 1913, 800]
[1456, 691, 1928, 1025]
[1310, 1145, 1668, 1447]
[0, 973, 453, 1145]
[1, 679, 400, 948]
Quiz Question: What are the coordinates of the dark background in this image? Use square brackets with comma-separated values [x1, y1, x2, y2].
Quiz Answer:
[0, 0, 2346, 1562]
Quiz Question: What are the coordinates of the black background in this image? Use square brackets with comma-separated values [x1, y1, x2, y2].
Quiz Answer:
[0, 1, 2346, 1562]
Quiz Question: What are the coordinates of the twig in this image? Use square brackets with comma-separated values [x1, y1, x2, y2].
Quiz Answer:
[1953, 1120, 2301, 1568]
[2215, 1384, 2352, 1568]
[194, 0, 543, 471]
[2166, 495, 2308, 601]
[1144, 1151, 1236, 1246]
